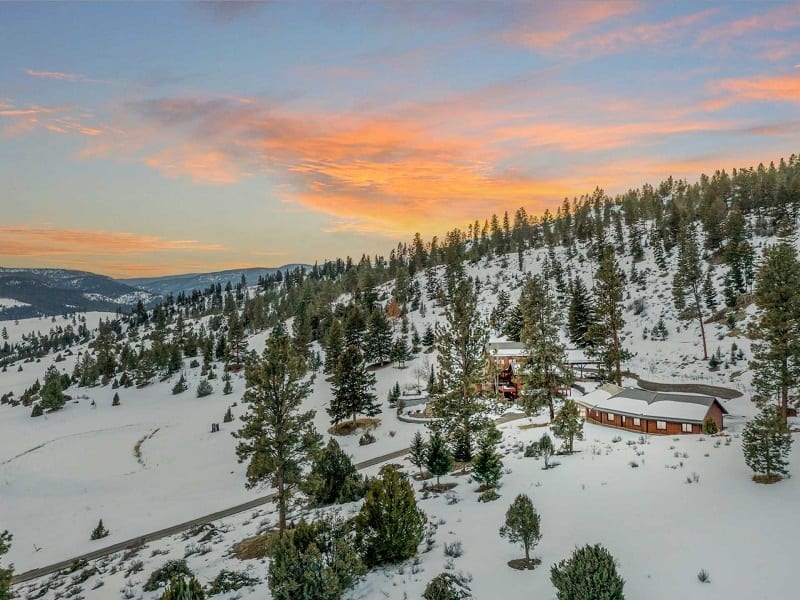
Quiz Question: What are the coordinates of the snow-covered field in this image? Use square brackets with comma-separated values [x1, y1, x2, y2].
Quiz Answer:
[2, 232, 797, 598]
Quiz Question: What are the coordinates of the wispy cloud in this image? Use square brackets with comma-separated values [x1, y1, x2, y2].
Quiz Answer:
[25, 68, 82, 82]
[707, 74, 800, 108]
[0, 225, 225, 257]
[502, 2, 639, 51]
[698, 3, 800, 44]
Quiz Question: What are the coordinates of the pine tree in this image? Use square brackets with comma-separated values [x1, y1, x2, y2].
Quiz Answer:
[702, 266, 717, 311]
[172, 374, 188, 395]
[268, 515, 365, 600]
[355, 467, 426, 567]
[112, 392, 120, 406]
[40, 365, 65, 411]
[742, 405, 792, 482]
[501, 304, 524, 342]
[672, 228, 708, 359]
[222, 371, 233, 395]
[471, 424, 503, 490]
[519, 274, 571, 420]
[550, 544, 625, 600]
[90, 519, 109, 540]
[749, 242, 800, 422]
[328, 345, 380, 425]
[425, 430, 453, 487]
[390, 335, 411, 368]
[364, 309, 393, 366]
[551, 399, 584, 453]
[323, 318, 345, 375]
[408, 431, 427, 476]
[422, 324, 435, 348]
[226, 310, 247, 367]
[587, 245, 630, 385]
[30, 403, 43, 417]
[234, 326, 321, 534]
[567, 276, 594, 348]
[160, 576, 205, 600]
[0, 530, 12, 600]
[304, 438, 364, 506]
[196, 378, 213, 397]
[430, 278, 489, 461]
[499, 494, 541, 563]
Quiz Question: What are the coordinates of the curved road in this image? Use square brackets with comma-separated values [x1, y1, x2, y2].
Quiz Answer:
[10, 446, 411, 585]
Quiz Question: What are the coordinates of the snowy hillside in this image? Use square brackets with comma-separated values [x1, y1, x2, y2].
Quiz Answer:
[2, 225, 799, 599]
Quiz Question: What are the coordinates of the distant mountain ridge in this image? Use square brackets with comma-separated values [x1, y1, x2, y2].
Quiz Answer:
[121, 265, 308, 296]
[0, 268, 153, 321]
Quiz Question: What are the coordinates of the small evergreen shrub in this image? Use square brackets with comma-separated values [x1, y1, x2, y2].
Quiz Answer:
[223, 407, 233, 423]
[90, 519, 109, 540]
[189, 359, 200, 369]
[196, 379, 213, 398]
[172, 375, 188, 395]
[30, 403, 43, 418]
[160, 575, 205, 600]
[143, 560, 193, 592]
[550, 544, 625, 599]
[112, 392, 120, 407]
[423, 572, 471, 599]
[358, 430, 376, 446]
[702, 417, 718, 435]
[697, 569, 710, 583]
[207, 569, 260, 595]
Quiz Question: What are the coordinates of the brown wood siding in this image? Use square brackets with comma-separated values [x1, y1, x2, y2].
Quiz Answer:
[706, 401, 725, 431]
[585, 410, 702, 435]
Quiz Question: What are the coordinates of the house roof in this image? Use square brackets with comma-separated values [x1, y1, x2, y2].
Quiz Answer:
[486, 340, 528, 358]
[578, 387, 728, 424]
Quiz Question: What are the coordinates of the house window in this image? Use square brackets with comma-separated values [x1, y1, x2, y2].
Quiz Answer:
[656, 420, 667, 430]
[621, 415, 626, 424]
[681, 423, 693, 433]
[633, 417, 641, 426]
[607, 412, 615, 421]
[578, 407, 587, 418]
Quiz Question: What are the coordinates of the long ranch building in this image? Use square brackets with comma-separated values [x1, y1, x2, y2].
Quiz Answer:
[576, 384, 727, 434]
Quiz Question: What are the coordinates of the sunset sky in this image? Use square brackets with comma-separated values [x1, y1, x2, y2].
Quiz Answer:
[1, 1, 799, 278]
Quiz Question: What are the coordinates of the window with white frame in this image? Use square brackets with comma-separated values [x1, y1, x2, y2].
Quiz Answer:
[681, 423, 693, 433]
[656, 420, 667, 430]
[633, 417, 641, 426]
[621, 415, 626, 424]
[607, 412, 614, 421]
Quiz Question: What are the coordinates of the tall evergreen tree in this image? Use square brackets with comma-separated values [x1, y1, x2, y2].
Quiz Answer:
[424, 429, 453, 487]
[40, 365, 66, 411]
[364, 309, 393, 366]
[226, 310, 247, 367]
[328, 345, 380, 425]
[408, 431, 427, 476]
[749, 242, 800, 422]
[430, 278, 489, 461]
[742, 405, 792, 482]
[234, 326, 321, 534]
[672, 228, 708, 359]
[551, 399, 584, 453]
[499, 494, 541, 564]
[323, 318, 345, 375]
[519, 275, 571, 420]
[471, 424, 503, 490]
[587, 245, 630, 385]
[567, 276, 594, 348]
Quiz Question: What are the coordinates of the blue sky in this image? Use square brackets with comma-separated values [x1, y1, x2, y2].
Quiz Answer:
[1, 1, 799, 276]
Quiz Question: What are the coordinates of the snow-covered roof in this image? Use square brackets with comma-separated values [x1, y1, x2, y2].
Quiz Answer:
[486, 340, 527, 357]
[581, 387, 727, 424]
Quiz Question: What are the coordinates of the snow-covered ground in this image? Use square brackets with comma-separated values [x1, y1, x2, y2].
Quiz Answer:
[3, 228, 797, 598]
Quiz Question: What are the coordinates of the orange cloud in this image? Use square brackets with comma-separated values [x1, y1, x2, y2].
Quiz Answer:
[0, 225, 225, 257]
[143, 146, 246, 184]
[0, 99, 102, 137]
[698, 4, 800, 44]
[708, 74, 800, 108]
[503, 2, 639, 51]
